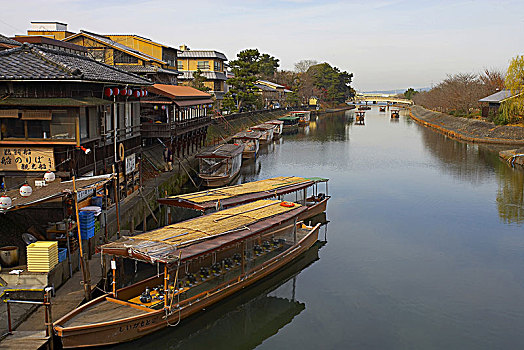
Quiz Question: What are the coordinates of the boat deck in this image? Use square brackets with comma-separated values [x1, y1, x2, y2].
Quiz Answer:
[63, 299, 149, 327]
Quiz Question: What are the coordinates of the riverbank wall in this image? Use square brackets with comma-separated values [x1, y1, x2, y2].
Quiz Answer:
[410, 106, 524, 168]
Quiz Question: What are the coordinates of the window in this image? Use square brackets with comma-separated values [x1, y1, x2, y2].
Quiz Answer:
[214, 61, 221, 71]
[114, 50, 138, 64]
[80, 108, 88, 139]
[1, 118, 24, 139]
[197, 61, 210, 70]
[27, 120, 51, 139]
[177, 61, 183, 70]
[50, 111, 75, 139]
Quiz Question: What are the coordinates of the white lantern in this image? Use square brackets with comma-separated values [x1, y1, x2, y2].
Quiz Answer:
[43, 171, 56, 183]
[20, 184, 32, 197]
[0, 195, 12, 209]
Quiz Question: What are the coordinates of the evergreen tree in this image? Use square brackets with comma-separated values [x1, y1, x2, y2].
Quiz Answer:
[189, 69, 211, 92]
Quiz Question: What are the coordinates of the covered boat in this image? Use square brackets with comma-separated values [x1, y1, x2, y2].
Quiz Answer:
[232, 131, 262, 159]
[196, 143, 244, 187]
[158, 176, 330, 221]
[391, 109, 400, 118]
[278, 115, 299, 134]
[289, 111, 311, 125]
[266, 120, 284, 138]
[53, 199, 320, 348]
[250, 124, 276, 143]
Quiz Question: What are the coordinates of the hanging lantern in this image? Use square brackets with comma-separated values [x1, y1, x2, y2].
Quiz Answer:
[134, 90, 141, 98]
[112, 87, 120, 96]
[141, 90, 146, 97]
[104, 88, 113, 97]
[127, 89, 133, 96]
[161, 105, 166, 110]
[43, 171, 56, 183]
[20, 183, 32, 197]
[120, 88, 127, 96]
[144, 90, 148, 96]
[0, 195, 12, 209]
[154, 105, 158, 110]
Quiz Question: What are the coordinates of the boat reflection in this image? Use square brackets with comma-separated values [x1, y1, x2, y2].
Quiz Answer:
[116, 240, 326, 350]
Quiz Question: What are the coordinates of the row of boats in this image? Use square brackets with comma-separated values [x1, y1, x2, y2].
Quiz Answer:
[53, 175, 329, 348]
[197, 111, 312, 187]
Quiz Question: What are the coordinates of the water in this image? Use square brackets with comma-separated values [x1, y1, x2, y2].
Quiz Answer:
[120, 107, 524, 349]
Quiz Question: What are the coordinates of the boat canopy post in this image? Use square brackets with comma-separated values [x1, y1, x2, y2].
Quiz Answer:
[164, 264, 169, 310]
[111, 258, 117, 297]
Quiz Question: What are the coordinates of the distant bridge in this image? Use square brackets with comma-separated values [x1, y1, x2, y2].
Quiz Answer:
[349, 93, 413, 105]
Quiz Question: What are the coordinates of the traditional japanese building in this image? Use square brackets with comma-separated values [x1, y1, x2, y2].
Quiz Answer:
[63, 31, 178, 84]
[0, 43, 151, 189]
[177, 46, 228, 105]
[24, 21, 76, 40]
[0, 34, 21, 51]
[141, 84, 213, 157]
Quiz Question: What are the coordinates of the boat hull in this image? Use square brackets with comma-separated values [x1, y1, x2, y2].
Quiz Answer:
[55, 224, 320, 348]
[299, 196, 329, 221]
[199, 168, 240, 188]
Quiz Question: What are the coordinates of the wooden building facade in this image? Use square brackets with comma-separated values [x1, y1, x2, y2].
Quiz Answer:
[0, 43, 151, 190]
[141, 84, 213, 157]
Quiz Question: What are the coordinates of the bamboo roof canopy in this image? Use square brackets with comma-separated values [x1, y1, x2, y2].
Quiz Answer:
[158, 176, 322, 210]
[101, 199, 306, 264]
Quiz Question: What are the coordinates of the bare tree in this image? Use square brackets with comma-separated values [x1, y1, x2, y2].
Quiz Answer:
[294, 59, 318, 73]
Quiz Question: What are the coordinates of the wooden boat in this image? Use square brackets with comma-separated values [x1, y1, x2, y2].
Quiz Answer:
[249, 124, 275, 143]
[158, 176, 330, 221]
[289, 111, 311, 125]
[358, 106, 371, 110]
[196, 143, 244, 188]
[53, 199, 321, 348]
[379, 106, 386, 112]
[391, 109, 400, 118]
[278, 115, 299, 134]
[266, 120, 283, 139]
[232, 131, 261, 159]
[355, 111, 365, 125]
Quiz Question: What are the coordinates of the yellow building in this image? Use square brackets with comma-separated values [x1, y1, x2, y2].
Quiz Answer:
[177, 45, 227, 103]
[23, 21, 75, 40]
[63, 31, 179, 84]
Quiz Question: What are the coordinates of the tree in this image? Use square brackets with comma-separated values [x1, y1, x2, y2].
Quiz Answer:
[404, 88, 418, 100]
[221, 91, 237, 113]
[189, 69, 211, 92]
[307, 63, 354, 104]
[227, 49, 280, 111]
[258, 53, 280, 80]
[294, 59, 318, 73]
[500, 56, 524, 124]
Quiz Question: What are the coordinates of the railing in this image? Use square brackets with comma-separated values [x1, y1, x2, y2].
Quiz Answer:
[140, 116, 211, 139]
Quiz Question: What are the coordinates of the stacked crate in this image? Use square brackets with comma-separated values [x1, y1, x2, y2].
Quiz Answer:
[27, 241, 58, 272]
[79, 211, 95, 240]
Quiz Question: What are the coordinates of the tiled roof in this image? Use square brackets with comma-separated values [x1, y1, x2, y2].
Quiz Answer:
[256, 79, 285, 89]
[0, 34, 21, 46]
[254, 83, 277, 92]
[179, 71, 227, 80]
[0, 44, 151, 85]
[119, 65, 179, 75]
[478, 90, 517, 103]
[178, 50, 227, 61]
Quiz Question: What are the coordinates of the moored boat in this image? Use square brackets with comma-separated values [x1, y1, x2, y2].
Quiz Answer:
[278, 115, 299, 134]
[232, 131, 262, 159]
[358, 105, 371, 110]
[266, 120, 284, 139]
[158, 176, 330, 221]
[289, 111, 311, 125]
[196, 143, 244, 187]
[53, 199, 320, 348]
[250, 124, 276, 143]
[391, 109, 400, 118]
[379, 106, 386, 112]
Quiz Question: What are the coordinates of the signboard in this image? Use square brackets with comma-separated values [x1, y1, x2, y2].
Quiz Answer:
[0, 147, 55, 171]
[125, 153, 136, 175]
[77, 188, 94, 202]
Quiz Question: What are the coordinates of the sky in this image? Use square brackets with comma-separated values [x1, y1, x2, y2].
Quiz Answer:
[0, 0, 522, 91]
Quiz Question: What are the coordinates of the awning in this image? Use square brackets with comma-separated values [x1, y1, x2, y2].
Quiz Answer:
[174, 99, 214, 107]
[0, 174, 114, 213]
[0, 97, 112, 107]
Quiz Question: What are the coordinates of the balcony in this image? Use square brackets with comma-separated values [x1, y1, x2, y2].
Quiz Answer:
[141, 116, 211, 139]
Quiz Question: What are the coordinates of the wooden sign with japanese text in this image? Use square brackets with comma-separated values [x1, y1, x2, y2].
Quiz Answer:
[0, 147, 55, 171]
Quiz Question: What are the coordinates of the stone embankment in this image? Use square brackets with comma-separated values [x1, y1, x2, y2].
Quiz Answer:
[410, 106, 524, 167]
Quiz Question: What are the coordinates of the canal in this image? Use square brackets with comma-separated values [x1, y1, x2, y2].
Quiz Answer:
[120, 107, 524, 349]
